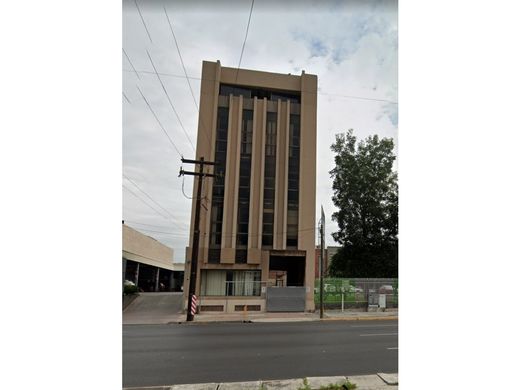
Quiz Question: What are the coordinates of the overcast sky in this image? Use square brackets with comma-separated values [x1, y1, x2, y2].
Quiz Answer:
[122, 0, 397, 262]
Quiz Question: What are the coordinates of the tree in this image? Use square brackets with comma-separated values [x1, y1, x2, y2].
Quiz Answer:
[328, 130, 398, 278]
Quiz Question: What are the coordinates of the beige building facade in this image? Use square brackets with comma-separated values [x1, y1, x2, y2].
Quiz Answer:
[123, 223, 184, 292]
[184, 61, 317, 313]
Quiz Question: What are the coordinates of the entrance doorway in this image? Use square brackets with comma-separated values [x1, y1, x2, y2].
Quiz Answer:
[268, 255, 305, 286]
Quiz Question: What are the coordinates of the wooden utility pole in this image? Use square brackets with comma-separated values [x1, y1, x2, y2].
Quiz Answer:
[179, 157, 216, 322]
[320, 221, 325, 319]
[320, 206, 325, 319]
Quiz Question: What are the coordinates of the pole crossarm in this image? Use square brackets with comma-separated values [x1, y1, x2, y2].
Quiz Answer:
[181, 157, 216, 165]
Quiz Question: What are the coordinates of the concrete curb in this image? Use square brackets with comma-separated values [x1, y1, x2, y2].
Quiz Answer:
[321, 315, 398, 322]
[123, 373, 398, 390]
[124, 314, 398, 325]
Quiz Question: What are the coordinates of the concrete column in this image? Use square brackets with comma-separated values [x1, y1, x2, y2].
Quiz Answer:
[247, 97, 265, 264]
[122, 258, 127, 293]
[135, 263, 140, 287]
[155, 267, 160, 292]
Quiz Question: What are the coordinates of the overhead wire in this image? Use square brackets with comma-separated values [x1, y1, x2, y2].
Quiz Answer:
[123, 69, 397, 104]
[134, 0, 153, 44]
[122, 91, 131, 104]
[235, 0, 255, 83]
[162, 6, 213, 149]
[125, 225, 190, 237]
[164, 6, 199, 111]
[136, 86, 183, 157]
[124, 220, 181, 229]
[123, 184, 173, 223]
[146, 49, 196, 152]
[122, 49, 141, 80]
[181, 175, 193, 200]
[123, 174, 187, 230]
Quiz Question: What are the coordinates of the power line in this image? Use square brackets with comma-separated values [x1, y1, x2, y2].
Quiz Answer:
[123, 69, 398, 104]
[162, 6, 212, 149]
[136, 86, 183, 157]
[123, 184, 174, 223]
[123, 174, 187, 230]
[122, 49, 140, 80]
[181, 175, 193, 200]
[164, 6, 199, 111]
[122, 91, 131, 104]
[236, 0, 255, 83]
[124, 69, 198, 80]
[146, 49, 196, 152]
[320, 91, 397, 105]
[124, 220, 185, 230]
[134, 0, 152, 44]
[126, 225, 190, 237]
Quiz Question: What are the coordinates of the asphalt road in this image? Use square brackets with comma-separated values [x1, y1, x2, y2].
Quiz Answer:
[123, 320, 398, 387]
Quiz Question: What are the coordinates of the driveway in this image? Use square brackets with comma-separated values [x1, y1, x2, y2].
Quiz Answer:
[123, 292, 184, 325]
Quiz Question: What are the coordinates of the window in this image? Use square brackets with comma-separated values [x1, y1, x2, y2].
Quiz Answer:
[219, 84, 300, 103]
[286, 114, 300, 248]
[209, 107, 229, 262]
[236, 109, 253, 250]
[201, 270, 261, 296]
[262, 111, 277, 248]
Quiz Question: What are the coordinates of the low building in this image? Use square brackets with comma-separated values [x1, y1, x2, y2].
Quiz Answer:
[314, 246, 341, 278]
[122, 223, 184, 292]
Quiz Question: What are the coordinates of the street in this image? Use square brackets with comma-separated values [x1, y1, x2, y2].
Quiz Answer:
[123, 320, 398, 387]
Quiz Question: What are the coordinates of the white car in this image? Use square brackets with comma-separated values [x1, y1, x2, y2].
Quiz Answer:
[379, 285, 394, 294]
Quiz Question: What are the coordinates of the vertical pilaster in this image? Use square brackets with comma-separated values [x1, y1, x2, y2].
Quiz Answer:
[247, 97, 265, 264]
[220, 95, 241, 262]
[274, 100, 289, 249]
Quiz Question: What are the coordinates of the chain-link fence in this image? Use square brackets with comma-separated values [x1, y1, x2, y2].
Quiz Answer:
[314, 278, 398, 310]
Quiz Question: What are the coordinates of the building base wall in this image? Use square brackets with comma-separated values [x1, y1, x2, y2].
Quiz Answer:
[198, 297, 266, 314]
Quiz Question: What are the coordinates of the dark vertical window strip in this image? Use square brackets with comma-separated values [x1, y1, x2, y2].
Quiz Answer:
[208, 107, 229, 263]
[262, 111, 277, 247]
[235, 109, 253, 261]
[287, 114, 300, 248]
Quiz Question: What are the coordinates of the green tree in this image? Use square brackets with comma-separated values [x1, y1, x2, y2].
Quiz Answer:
[328, 130, 398, 278]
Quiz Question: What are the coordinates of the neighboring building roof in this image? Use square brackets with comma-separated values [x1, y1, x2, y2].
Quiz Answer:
[172, 263, 185, 272]
[122, 224, 174, 271]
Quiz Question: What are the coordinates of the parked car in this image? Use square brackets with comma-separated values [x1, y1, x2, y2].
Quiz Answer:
[124, 280, 135, 286]
[379, 285, 394, 294]
[349, 286, 363, 293]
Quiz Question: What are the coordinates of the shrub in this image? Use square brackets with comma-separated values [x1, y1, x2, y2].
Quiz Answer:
[124, 284, 138, 295]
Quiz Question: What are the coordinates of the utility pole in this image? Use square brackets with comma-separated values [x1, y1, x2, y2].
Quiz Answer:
[179, 157, 216, 322]
[320, 206, 325, 319]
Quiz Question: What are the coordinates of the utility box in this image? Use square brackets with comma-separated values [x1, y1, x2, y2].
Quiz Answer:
[378, 294, 386, 309]
[368, 289, 378, 308]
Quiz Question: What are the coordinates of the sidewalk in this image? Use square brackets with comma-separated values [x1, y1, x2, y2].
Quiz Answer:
[124, 309, 397, 325]
[123, 373, 398, 390]
[190, 310, 397, 324]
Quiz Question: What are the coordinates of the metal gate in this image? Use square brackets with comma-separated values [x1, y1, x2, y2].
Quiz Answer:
[266, 287, 306, 312]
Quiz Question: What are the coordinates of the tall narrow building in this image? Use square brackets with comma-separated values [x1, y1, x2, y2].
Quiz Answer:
[183, 60, 317, 313]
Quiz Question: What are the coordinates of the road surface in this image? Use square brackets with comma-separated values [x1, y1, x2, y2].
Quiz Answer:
[123, 320, 398, 387]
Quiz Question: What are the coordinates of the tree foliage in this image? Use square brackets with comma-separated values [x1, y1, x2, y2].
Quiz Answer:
[328, 130, 398, 278]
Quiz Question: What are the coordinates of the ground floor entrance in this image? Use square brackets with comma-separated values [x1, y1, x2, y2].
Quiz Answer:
[266, 253, 307, 312]
[268, 254, 306, 286]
